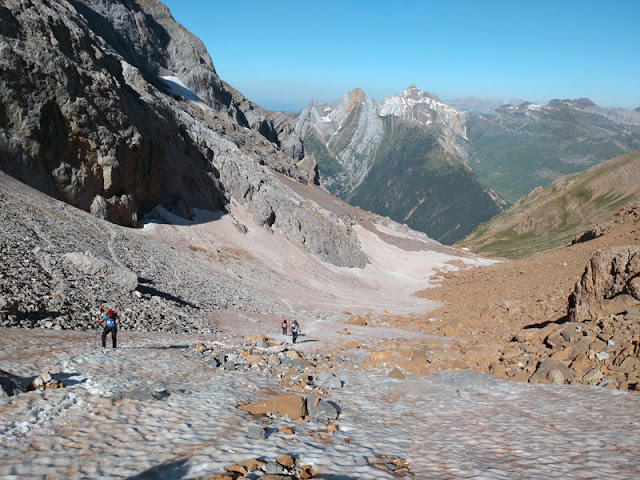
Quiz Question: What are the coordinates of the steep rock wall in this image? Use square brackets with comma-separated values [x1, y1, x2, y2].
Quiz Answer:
[0, 0, 366, 267]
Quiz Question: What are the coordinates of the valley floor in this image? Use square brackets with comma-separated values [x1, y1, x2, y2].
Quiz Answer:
[1, 328, 639, 480]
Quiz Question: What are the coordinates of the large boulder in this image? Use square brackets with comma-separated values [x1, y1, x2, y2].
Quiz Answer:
[568, 246, 640, 322]
[528, 358, 576, 385]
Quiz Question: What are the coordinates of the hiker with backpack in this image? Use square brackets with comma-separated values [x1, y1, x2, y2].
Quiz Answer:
[98, 308, 120, 348]
[290, 320, 301, 344]
[281, 317, 288, 335]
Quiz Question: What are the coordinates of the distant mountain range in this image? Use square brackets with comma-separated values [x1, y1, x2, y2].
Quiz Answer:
[295, 86, 507, 244]
[296, 86, 640, 243]
[466, 98, 640, 203]
[446, 96, 527, 114]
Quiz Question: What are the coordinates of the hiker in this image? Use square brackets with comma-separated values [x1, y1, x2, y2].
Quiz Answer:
[99, 308, 120, 348]
[281, 317, 288, 335]
[290, 319, 301, 344]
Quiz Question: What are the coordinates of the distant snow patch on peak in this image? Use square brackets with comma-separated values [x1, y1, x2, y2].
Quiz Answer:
[379, 85, 462, 127]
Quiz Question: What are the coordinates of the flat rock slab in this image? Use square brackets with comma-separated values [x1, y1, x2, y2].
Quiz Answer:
[238, 392, 307, 420]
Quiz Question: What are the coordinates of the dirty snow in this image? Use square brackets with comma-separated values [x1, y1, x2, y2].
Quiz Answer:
[1, 328, 639, 479]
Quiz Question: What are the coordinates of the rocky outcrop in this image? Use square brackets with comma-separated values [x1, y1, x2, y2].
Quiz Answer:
[224, 82, 305, 166]
[568, 246, 640, 322]
[27, 372, 64, 391]
[570, 224, 608, 245]
[0, 0, 366, 267]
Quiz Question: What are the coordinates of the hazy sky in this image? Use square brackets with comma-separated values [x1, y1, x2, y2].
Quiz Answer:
[161, 0, 640, 112]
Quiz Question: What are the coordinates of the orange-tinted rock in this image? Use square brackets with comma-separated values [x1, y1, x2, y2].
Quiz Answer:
[238, 393, 307, 420]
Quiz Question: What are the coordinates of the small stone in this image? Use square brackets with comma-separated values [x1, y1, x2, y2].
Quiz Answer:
[314, 370, 343, 389]
[200, 473, 238, 480]
[235, 458, 266, 471]
[299, 465, 314, 479]
[263, 461, 285, 475]
[247, 425, 265, 440]
[226, 464, 247, 475]
[387, 367, 406, 380]
[306, 396, 339, 423]
[583, 367, 605, 383]
[276, 454, 295, 469]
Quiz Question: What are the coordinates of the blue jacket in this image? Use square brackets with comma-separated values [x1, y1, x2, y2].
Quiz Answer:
[103, 314, 117, 327]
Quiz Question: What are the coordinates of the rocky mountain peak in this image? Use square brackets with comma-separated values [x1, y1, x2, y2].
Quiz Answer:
[402, 84, 441, 102]
[379, 85, 461, 127]
[347, 87, 367, 104]
[346, 88, 369, 114]
[575, 97, 596, 108]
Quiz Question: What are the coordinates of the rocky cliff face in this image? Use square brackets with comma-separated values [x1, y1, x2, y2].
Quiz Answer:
[568, 246, 640, 322]
[0, 0, 365, 267]
[295, 88, 383, 197]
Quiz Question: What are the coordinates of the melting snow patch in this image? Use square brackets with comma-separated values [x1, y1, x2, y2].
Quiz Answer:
[160, 75, 209, 110]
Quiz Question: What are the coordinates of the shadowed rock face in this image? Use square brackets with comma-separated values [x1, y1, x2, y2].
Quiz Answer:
[0, 0, 228, 225]
[0, 0, 364, 267]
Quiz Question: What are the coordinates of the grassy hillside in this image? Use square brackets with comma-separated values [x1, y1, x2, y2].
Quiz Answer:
[457, 152, 640, 258]
[350, 117, 505, 244]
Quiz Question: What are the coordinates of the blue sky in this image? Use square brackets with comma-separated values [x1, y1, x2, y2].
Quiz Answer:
[162, 0, 640, 112]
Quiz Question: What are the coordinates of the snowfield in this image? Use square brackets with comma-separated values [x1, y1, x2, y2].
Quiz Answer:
[1, 328, 639, 480]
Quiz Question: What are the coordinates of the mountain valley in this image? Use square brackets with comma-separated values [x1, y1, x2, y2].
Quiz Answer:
[1, 1, 640, 479]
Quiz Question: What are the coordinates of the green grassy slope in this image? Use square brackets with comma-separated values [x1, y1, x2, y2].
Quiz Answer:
[457, 152, 640, 258]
